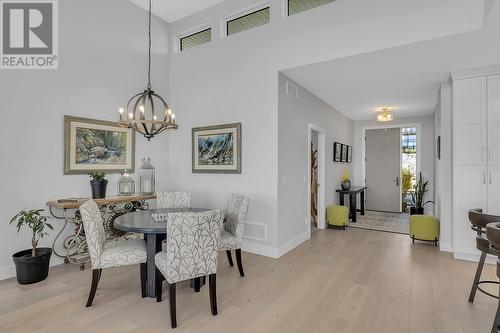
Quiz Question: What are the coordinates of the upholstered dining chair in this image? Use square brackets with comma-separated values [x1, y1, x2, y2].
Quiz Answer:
[156, 192, 191, 209]
[486, 222, 500, 333]
[155, 209, 224, 328]
[80, 200, 148, 307]
[220, 194, 249, 277]
[468, 208, 500, 303]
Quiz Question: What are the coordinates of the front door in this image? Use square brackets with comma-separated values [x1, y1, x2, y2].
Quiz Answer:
[365, 128, 401, 212]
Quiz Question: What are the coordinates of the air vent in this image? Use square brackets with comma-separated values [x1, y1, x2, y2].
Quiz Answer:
[286, 81, 298, 99]
[243, 222, 267, 241]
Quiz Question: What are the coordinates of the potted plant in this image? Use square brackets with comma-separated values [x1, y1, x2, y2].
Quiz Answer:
[10, 209, 53, 284]
[89, 171, 107, 199]
[341, 169, 351, 190]
[410, 172, 434, 215]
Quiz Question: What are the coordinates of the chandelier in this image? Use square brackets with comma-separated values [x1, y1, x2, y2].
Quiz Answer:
[119, 0, 177, 140]
[376, 107, 393, 122]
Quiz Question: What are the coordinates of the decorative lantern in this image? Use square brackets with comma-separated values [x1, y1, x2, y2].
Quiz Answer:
[118, 170, 135, 196]
[139, 157, 155, 195]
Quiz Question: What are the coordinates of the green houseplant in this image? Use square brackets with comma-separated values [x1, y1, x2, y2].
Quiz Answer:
[89, 171, 108, 199]
[410, 172, 434, 215]
[10, 209, 53, 284]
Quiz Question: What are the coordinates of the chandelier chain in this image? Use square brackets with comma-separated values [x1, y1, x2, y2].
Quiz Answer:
[147, 0, 152, 90]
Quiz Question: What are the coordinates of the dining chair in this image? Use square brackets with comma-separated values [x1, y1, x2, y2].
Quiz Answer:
[220, 194, 249, 277]
[156, 192, 191, 209]
[155, 209, 224, 328]
[80, 200, 148, 307]
[468, 208, 500, 303]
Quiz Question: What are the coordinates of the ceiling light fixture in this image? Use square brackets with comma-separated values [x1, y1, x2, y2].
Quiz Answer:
[119, 0, 177, 140]
[376, 107, 393, 122]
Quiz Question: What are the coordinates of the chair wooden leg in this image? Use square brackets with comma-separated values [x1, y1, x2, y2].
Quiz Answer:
[209, 274, 217, 316]
[169, 283, 177, 328]
[140, 263, 147, 298]
[226, 250, 234, 267]
[97, 268, 102, 282]
[235, 249, 245, 277]
[86, 269, 101, 307]
[469, 252, 487, 303]
[193, 277, 201, 293]
[156, 268, 163, 303]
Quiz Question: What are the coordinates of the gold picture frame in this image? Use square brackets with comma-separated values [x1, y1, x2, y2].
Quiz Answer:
[192, 123, 241, 174]
[64, 116, 135, 174]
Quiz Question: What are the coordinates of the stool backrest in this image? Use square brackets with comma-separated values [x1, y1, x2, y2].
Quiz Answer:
[487, 222, 500, 256]
[469, 208, 500, 231]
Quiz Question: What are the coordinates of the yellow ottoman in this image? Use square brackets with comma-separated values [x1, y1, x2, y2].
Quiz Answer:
[409, 215, 439, 246]
[327, 205, 349, 230]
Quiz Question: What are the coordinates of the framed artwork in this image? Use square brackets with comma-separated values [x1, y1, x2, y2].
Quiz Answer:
[192, 122, 241, 174]
[347, 145, 352, 163]
[333, 142, 342, 162]
[64, 116, 135, 174]
[341, 144, 348, 162]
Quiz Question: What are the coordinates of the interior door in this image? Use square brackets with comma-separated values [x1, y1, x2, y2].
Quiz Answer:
[365, 128, 401, 212]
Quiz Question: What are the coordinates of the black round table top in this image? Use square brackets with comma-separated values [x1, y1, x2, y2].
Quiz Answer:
[114, 208, 212, 234]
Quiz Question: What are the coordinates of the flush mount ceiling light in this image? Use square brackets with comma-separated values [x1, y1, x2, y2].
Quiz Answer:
[119, 0, 177, 141]
[376, 107, 393, 122]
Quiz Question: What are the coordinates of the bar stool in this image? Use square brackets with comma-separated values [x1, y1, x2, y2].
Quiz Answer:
[468, 208, 500, 303]
[486, 222, 500, 333]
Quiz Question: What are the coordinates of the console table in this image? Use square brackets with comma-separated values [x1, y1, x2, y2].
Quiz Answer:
[47, 194, 155, 270]
[336, 186, 367, 222]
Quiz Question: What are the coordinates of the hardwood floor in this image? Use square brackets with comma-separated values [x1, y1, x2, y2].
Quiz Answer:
[0, 228, 497, 333]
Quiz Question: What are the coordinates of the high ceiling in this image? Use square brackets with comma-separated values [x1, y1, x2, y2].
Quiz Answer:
[283, 2, 500, 121]
[128, 0, 224, 23]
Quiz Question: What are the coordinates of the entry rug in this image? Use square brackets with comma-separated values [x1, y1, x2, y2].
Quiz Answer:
[349, 210, 409, 235]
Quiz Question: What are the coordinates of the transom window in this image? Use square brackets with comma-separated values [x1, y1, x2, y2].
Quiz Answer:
[288, 0, 335, 16]
[180, 28, 211, 51]
[227, 7, 270, 36]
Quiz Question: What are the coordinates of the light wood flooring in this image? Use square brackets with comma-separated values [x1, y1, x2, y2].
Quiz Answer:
[0, 228, 497, 333]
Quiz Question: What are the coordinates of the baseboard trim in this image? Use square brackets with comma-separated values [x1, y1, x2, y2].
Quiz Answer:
[242, 231, 311, 259]
[0, 257, 65, 281]
[277, 231, 310, 257]
[439, 242, 453, 253]
[453, 251, 496, 264]
[242, 241, 279, 258]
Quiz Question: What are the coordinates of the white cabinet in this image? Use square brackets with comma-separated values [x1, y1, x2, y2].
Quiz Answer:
[488, 74, 500, 166]
[452, 71, 500, 259]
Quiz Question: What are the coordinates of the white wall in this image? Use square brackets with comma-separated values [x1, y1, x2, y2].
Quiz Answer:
[278, 73, 353, 247]
[353, 115, 436, 214]
[0, 0, 171, 279]
[168, 0, 485, 255]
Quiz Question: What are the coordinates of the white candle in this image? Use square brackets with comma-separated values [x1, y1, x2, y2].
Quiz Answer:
[142, 179, 151, 193]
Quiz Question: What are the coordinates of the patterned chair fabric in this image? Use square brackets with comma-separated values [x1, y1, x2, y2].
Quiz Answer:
[155, 209, 224, 284]
[156, 192, 192, 209]
[219, 194, 249, 251]
[80, 200, 147, 269]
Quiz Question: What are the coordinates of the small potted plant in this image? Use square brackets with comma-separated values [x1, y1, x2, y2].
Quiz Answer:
[89, 171, 107, 199]
[410, 172, 434, 215]
[341, 169, 351, 190]
[10, 209, 53, 284]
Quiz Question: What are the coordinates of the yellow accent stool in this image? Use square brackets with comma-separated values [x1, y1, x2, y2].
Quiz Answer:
[327, 205, 349, 230]
[409, 215, 439, 246]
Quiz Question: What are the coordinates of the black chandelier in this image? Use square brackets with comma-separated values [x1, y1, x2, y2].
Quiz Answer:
[119, 0, 177, 140]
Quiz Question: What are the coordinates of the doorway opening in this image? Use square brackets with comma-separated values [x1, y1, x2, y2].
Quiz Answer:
[308, 125, 326, 233]
[354, 124, 420, 235]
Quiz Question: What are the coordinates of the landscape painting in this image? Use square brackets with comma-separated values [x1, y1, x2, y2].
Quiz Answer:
[64, 116, 135, 174]
[192, 123, 241, 174]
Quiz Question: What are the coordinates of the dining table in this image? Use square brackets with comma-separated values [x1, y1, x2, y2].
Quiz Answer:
[114, 207, 211, 298]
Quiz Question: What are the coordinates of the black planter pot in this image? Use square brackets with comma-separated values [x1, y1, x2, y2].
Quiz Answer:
[12, 248, 52, 284]
[341, 180, 351, 190]
[90, 180, 108, 199]
[410, 207, 424, 215]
